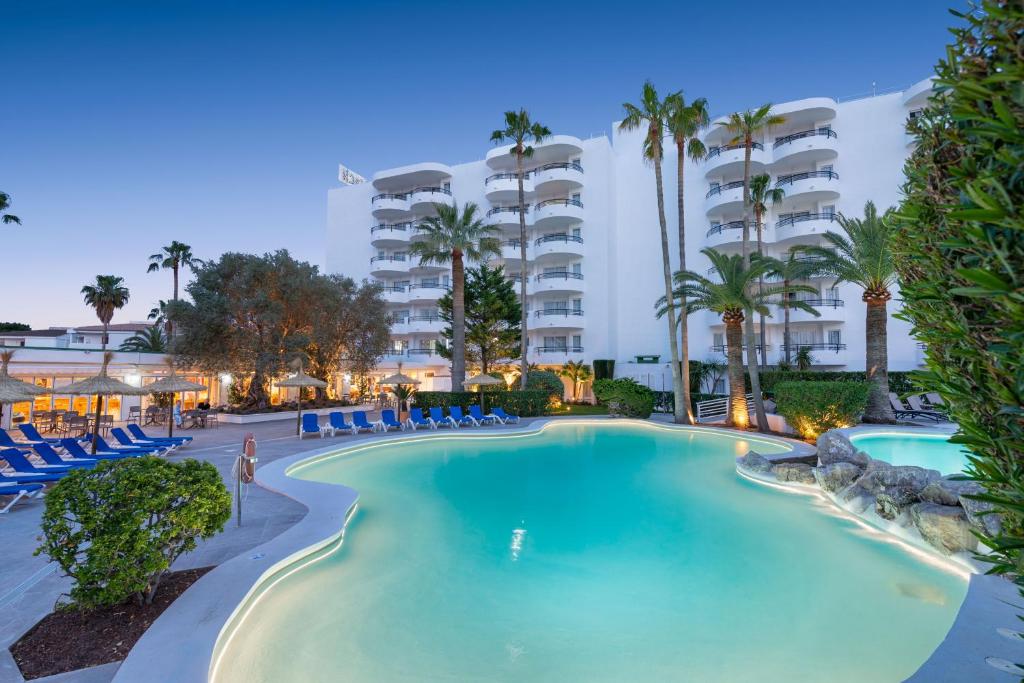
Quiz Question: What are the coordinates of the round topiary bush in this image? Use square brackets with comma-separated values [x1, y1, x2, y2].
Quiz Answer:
[526, 370, 565, 400]
[592, 378, 655, 418]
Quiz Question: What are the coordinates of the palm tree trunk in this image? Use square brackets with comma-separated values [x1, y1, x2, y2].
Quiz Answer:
[676, 143, 693, 423]
[756, 208, 767, 368]
[863, 298, 893, 422]
[90, 323, 108, 455]
[516, 150, 529, 389]
[170, 265, 179, 338]
[783, 279, 792, 365]
[654, 152, 686, 424]
[725, 317, 747, 427]
[451, 251, 466, 392]
[741, 137, 768, 432]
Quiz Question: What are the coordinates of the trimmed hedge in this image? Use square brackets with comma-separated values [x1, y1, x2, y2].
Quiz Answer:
[413, 390, 550, 417]
[748, 370, 918, 397]
[413, 391, 477, 410]
[592, 378, 654, 419]
[774, 380, 870, 441]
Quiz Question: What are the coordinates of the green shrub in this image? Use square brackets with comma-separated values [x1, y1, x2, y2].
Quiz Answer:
[413, 391, 479, 410]
[498, 390, 551, 417]
[592, 359, 615, 381]
[592, 378, 655, 419]
[36, 458, 231, 609]
[525, 370, 565, 399]
[774, 381, 870, 441]
[747, 370, 917, 397]
[894, 1, 1024, 579]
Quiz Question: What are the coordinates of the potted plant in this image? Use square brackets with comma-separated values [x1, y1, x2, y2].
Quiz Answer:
[393, 384, 415, 423]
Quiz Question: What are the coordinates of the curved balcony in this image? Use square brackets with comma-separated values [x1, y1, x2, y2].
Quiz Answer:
[408, 258, 446, 275]
[487, 205, 532, 229]
[501, 239, 531, 263]
[369, 255, 409, 277]
[379, 285, 408, 305]
[902, 77, 935, 109]
[372, 162, 452, 191]
[533, 234, 584, 260]
[705, 221, 763, 249]
[774, 212, 840, 245]
[774, 170, 840, 204]
[486, 134, 583, 169]
[531, 162, 584, 194]
[778, 342, 848, 367]
[533, 271, 585, 295]
[533, 198, 584, 228]
[403, 315, 444, 335]
[772, 129, 839, 165]
[505, 274, 529, 294]
[370, 222, 412, 247]
[371, 193, 411, 219]
[532, 345, 584, 360]
[485, 172, 533, 202]
[533, 309, 585, 330]
[409, 186, 454, 211]
[407, 283, 449, 304]
[704, 142, 767, 177]
[779, 298, 846, 324]
[406, 347, 442, 362]
[704, 180, 745, 215]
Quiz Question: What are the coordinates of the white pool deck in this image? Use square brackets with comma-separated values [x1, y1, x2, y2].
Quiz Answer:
[1, 416, 1021, 682]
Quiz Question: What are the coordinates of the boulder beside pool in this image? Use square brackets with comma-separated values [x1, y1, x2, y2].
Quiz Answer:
[910, 503, 978, 555]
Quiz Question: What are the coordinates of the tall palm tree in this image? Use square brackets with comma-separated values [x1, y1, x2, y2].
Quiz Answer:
[665, 93, 710, 422]
[1, 191, 21, 225]
[490, 110, 551, 389]
[659, 249, 817, 427]
[750, 173, 786, 362]
[81, 275, 130, 448]
[797, 201, 897, 422]
[619, 81, 688, 425]
[764, 251, 823, 366]
[147, 241, 202, 335]
[558, 360, 593, 402]
[410, 202, 501, 392]
[717, 105, 785, 431]
[148, 300, 168, 328]
[119, 325, 167, 353]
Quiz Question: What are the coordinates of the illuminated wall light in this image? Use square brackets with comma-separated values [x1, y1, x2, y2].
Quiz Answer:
[220, 373, 232, 383]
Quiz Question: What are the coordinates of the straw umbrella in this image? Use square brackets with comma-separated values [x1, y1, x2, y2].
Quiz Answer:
[276, 361, 328, 436]
[145, 359, 207, 438]
[378, 362, 420, 418]
[62, 351, 149, 454]
[464, 373, 503, 414]
[0, 350, 49, 427]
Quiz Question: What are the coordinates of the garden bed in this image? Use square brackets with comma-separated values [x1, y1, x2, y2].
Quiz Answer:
[10, 567, 212, 680]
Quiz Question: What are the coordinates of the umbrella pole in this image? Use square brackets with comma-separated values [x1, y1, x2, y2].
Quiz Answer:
[168, 392, 176, 438]
[91, 394, 103, 455]
[296, 390, 302, 437]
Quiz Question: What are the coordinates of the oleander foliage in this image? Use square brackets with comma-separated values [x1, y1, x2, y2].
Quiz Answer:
[37, 458, 231, 609]
[893, 1, 1024, 578]
[592, 378, 655, 419]
[774, 381, 870, 441]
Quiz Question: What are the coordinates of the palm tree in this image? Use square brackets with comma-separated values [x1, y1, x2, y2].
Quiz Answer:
[665, 93, 710, 422]
[120, 325, 167, 353]
[409, 202, 501, 392]
[659, 249, 817, 428]
[558, 360, 593, 402]
[81, 276, 130, 447]
[797, 201, 897, 422]
[148, 300, 168, 328]
[764, 252, 823, 366]
[147, 241, 202, 335]
[717, 105, 785, 431]
[1, 191, 21, 225]
[619, 81, 688, 425]
[794, 346, 815, 371]
[750, 174, 786, 362]
[490, 110, 551, 389]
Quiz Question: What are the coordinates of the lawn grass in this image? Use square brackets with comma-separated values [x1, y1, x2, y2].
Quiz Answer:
[549, 403, 609, 416]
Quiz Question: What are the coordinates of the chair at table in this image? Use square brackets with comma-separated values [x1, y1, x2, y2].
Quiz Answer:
[127, 406, 141, 426]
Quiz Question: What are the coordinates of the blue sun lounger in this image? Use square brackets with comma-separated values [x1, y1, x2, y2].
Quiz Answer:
[110, 427, 177, 451]
[128, 423, 192, 445]
[18, 424, 61, 445]
[0, 481, 44, 513]
[0, 428, 44, 449]
[32, 443, 96, 469]
[351, 411, 376, 433]
[448, 406, 477, 427]
[406, 408, 434, 430]
[328, 412, 355, 436]
[469, 405, 496, 425]
[89, 434, 164, 456]
[61, 438, 137, 461]
[377, 409, 404, 431]
[490, 407, 519, 424]
[1, 448, 71, 475]
[429, 407, 457, 429]
[300, 413, 323, 439]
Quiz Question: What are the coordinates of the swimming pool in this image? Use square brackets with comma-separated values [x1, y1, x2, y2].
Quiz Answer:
[214, 422, 966, 682]
[850, 431, 969, 475]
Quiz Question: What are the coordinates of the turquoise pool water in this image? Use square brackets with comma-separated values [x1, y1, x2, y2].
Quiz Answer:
[216, 423, 966, 683]
[850, 432, 969, 475]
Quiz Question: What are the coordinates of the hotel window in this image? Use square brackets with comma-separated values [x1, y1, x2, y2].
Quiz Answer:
[572, 227, 581, 238]
[828, 330, 842, 347]
[713, 332, 724, 348]
[822, 204, 836, 217]
[572, 335, 582, 349]
[572, 299, 582, 312]
[572, 263, 582, 275]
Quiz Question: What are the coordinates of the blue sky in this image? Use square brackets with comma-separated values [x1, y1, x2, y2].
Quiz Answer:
[2, 0, 956, 328]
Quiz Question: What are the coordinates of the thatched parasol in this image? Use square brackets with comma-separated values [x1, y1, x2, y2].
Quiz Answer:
[378, 370, 421, 386]
[63, 351, 149, 453]
[0, 350, 50, 428]
[277, 361, 328, 436]
[145, 359, 207, 438]
[464, 373, 503, 413]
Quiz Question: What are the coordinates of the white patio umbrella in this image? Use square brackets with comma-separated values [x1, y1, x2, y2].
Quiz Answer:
[62, 351, 149, 454]
[145, 360, 207, 438]
[277, 362, 328, 436]
[464, 373, 503, 413]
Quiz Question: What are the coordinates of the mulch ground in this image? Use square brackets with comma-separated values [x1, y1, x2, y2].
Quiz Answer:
[10, 566, 213, 680]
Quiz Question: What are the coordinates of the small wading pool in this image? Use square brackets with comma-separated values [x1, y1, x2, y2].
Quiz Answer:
[214, 422, 967, 682]
[850, 431, 969, 475]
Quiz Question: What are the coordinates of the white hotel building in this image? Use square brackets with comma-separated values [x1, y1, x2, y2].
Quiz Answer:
[327, 78, 934, 391]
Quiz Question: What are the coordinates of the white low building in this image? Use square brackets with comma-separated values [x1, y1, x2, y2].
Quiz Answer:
[326, 79, 934, 391]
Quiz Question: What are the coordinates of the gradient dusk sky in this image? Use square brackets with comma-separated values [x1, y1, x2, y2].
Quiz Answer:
[2, 0, 956, 329]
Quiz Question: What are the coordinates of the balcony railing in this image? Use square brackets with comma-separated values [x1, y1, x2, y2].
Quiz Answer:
[535, 198, 584, 210]
[705, 180, 745, 198]
[711, 344, 770, 353]
[534, 234, 584, 246]
[487, 206, 529, 217]
[775, 212, 839, 228]
[371, 193, 408, 201]
[408, 315, 441, 323]
[370, 222, 412, 234]
[380, 285, 407, 293]
[785, 298, 844, 308]
[706, 142, 764, 159]
[407, 348, 438, 356]
[486, 172, 530, 184]
[535, 271, 584, 281]
[410, 186, 452, 196]
[780, 342, 847, 352]
[775, 170, 839, 187]
[370, 255, 407, 263]
[535, 309, 584, 318]
[706, 220, 762, 237]
[535, 346, 584, 353]
[773, 128, 838, 149]
[534, 162, 584, 174]
[408, 284, 450, 292]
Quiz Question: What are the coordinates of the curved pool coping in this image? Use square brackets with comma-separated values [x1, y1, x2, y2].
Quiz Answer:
[105, 418, 836, 682]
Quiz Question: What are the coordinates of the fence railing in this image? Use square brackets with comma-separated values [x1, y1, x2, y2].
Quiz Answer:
[695, 393, 755, 423]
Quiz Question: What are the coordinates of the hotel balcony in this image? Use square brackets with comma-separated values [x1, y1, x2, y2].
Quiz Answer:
[778, 342, 849, 367]
[532, 344, 585, 360]
[487, 205, 532, 229]
[372, 162, 453, 190]
[705, 220, 763, 249]
[394, 315, 444, 335]
[371, 193, 411, 219]
[703, 142, 767, 177]
[533, 271, 585, 295]
[779, 298, 846, 324]
[533, 234, 584, 260]
[709, 343, 771, 364]
[771, 129, 839, 165]
[406, 347, 442, 362]
[501, 239, 532, 263]
[774, 212, 840, 246]
[486, 134, 583, 169]
[380, 285, 408, 305]
[485, 172, 534, 202]
[369, 254, 409, 277]
[409, 186, 455, 211]
[774, 170, 840, 204]
[370, 222, 412, 247]
[533, 309, 585, 331]
[407, 283, 449, 304]
[532, 162, 584, 194]
[704, 180, 745, 215]
[533, 198, 584, 228]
